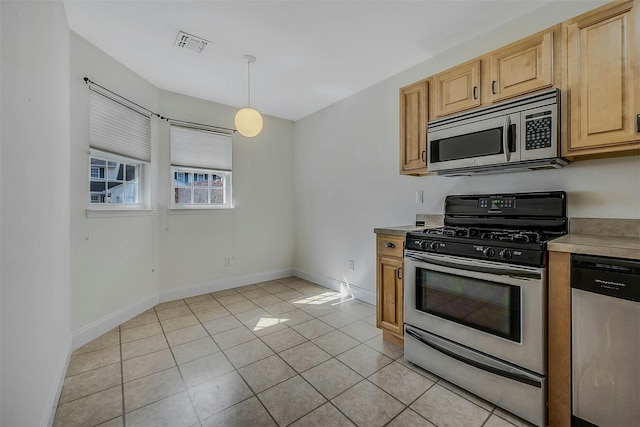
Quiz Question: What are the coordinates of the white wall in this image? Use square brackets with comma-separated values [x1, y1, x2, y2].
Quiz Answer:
[1, 2, 3, 423]
[293, 1, 640, 303]
[70, 33, 296, 343]
[1, 1, 72, 426]
[70, 33, 160, 339]
[157, 91, 295, 299]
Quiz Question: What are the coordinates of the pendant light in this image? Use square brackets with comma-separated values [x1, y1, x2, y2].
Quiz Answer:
[234, 54, 263, 137]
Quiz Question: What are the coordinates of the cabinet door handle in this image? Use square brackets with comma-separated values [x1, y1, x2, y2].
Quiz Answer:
[473, 86, 478, 100]
[421, 150, 426, 162]
[397, 267, 402, 280]
[636, 114, 639, 132]
[384, 242, 396, 249]
[491, 80, 496, 95]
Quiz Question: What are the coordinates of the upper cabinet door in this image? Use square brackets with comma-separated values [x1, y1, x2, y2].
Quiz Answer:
[433, 60, 481, 118]
[399, 80, 429, 175]
[490, 31, 554, 102]
[567, 1, 639, 152]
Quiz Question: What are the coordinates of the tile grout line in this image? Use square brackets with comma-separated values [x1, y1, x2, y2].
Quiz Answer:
[226, 282, 366, 425]
[209, 281, 317, 425]
[156, 300, 204, 426]
[258, 287, 396, 425]
[118, 324, 126, 427]
[116, 305, 196, 425]
[68, 279, 474, 427]
[189, 292, 281, 426]
[209, 289, 295, 425]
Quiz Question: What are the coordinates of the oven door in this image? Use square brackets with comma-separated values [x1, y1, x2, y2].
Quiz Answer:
[404, 250, 545, 374]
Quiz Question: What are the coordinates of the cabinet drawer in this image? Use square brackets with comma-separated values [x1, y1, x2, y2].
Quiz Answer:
[377, 235, 404, 258]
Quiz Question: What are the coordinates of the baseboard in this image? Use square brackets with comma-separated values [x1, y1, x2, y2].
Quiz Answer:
[293, 268, 376, 306]
[69, 267, 367, 351]
[160, 268, 295, 303]
[71, 294, 159, 350]
[44, 336, 72, 427]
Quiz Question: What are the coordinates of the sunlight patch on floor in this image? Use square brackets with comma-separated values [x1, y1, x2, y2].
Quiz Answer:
[252, 317, 289, 331]
[292, 292, 343, 306]
[331, 279, 355, 305]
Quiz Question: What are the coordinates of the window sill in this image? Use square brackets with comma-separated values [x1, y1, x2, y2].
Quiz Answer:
[86, 208, 155, 218]
[168, 206, 234, 214]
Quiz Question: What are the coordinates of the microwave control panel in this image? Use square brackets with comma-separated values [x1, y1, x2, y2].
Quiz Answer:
[524, 111, 552, 150]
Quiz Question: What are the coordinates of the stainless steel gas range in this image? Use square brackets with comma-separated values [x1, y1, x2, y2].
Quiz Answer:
[403, 191, 567, 427]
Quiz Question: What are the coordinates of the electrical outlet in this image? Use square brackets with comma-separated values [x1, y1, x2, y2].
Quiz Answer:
[224, 257, 231, 267]
[416, 190, 423, 203]
[348, 260, 355, 272]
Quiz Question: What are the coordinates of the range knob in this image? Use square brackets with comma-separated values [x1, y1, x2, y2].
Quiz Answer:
[499, 249, 513, 260]
[429, 241, 441, 251]
[483, 247, 495, 258]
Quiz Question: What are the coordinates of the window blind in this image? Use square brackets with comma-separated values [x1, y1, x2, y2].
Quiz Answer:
[89, 89, 151, 162]
[170, 125, 232, 171]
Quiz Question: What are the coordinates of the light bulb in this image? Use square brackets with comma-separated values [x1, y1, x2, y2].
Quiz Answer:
[234, 107, 263, 137]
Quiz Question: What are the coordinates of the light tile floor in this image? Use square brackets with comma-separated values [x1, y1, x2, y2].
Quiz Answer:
[54, 277, 535, 427]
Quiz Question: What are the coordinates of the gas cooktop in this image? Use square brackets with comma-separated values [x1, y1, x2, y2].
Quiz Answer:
[406, 191, 567, 267]
[420, 226, 552, 243]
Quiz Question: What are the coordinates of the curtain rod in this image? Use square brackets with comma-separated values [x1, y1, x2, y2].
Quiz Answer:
[83, 77, 237, 134]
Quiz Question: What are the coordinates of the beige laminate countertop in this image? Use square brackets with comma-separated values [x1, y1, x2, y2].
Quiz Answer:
[374, 215, 444, 236]
[373, 225, 426, 236]
[548, 234, 640, 261]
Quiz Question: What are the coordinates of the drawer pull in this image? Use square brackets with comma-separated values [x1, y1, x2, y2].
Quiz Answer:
[397, 267, 402, 280]
[473, 86, 478, 100]
[636, 114, 639, 132]
[421, 150, 426, 162]
[491, 80, 496, 95]
[384, 242, 396, 249]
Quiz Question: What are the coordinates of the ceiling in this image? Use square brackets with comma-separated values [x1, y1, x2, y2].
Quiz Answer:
[64, 0, 602, 122]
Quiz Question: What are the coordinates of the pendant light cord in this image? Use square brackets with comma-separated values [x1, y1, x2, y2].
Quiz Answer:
[247, 59, 252, 108]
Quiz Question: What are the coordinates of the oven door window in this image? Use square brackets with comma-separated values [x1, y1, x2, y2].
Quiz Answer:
[416, 267, 521, 342]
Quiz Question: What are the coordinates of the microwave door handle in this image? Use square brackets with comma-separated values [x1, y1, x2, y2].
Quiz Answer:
[503, 116, 511, 162]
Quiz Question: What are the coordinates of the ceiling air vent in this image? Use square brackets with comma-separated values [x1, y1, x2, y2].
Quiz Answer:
[174, 31, 210, 54]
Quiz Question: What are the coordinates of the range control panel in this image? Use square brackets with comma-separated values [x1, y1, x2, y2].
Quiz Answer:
[478, 196, 516, 210]
[405, 238, 544, 267]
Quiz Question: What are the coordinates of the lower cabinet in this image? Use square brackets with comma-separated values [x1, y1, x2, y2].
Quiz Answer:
[376, 234, 405, 346]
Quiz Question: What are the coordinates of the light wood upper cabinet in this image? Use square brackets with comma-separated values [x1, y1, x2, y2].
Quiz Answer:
[566, 0, 640, 154]
[432, 31, 555, 119]
[490, 31, 554, 102]
[399, 80, 428, 175]
[399, 0, 640, 174]
[433, 60, 481, 118]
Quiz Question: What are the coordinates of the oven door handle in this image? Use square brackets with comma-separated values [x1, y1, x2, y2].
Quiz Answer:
[405, 253, 541, 280]
[405, 327, 542, 388]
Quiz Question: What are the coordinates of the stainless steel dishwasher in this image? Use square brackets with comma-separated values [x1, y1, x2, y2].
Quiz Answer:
[571, 254, 640, 427]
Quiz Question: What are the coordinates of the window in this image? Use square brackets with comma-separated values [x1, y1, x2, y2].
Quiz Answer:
[170, 125, 232, 208]
[89, 152, 141, 204]
[88, 89, 150, 207]
[172, 168, 230, 205]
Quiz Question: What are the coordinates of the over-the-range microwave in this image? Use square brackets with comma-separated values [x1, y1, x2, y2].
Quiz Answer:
[427, 88, 568, 176]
